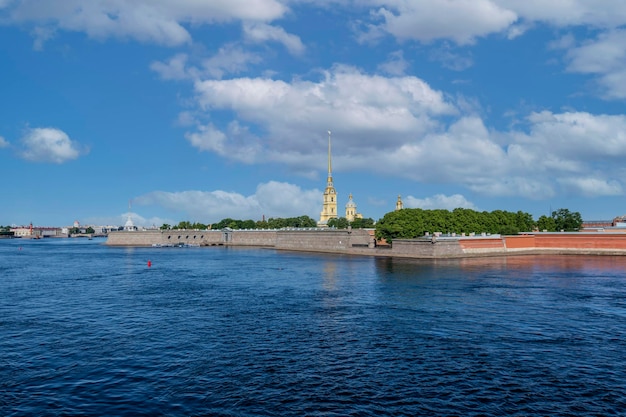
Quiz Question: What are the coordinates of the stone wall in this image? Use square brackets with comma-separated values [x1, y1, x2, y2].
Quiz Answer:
[227, 230, 277, 246]
[106, 230, 626, 258]
[392, 239, 464, 258]
[106, 230, 223, 246]
[459, 237, 506, 254]
[275, 229, 371, 253]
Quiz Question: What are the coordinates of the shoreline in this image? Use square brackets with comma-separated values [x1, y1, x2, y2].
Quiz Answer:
[105, 229, 626, 259]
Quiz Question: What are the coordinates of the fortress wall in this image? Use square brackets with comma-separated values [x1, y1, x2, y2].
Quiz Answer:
[504, 235, 536, 249]
[459, 238, 506, 253]
[275, 229, 353, 252]
[533, 234, 626, 250]
[228, 230, 277, 246]
[161, 230, 223, 246]
[106, 230, 163, 246]
[106, 230, 223, 246]
[392, 239, 464, 257]
[106, 230, 626, 257]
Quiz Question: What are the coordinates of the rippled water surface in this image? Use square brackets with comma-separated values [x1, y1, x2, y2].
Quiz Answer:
[1, 238, 626, 416]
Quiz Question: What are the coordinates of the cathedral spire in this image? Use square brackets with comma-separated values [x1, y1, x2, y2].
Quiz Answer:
[318, 130, 338, 227]
[327, 130, 333, 187]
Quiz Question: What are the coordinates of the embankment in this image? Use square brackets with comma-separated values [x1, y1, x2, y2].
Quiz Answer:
[106, 230, 626, 258]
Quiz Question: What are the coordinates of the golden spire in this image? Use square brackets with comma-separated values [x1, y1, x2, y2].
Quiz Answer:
[327, 130, 333, 187]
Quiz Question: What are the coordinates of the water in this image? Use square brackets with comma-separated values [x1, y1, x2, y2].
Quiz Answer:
[1, 238, 625, 416]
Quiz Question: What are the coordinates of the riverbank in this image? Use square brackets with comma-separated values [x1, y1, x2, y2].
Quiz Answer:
[106, 229, 626, 258]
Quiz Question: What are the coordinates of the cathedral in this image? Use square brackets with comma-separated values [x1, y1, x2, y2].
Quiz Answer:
[317, 131, 362, 227]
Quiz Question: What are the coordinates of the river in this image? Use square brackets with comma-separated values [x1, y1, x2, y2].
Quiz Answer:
[1, 238, 625, 415]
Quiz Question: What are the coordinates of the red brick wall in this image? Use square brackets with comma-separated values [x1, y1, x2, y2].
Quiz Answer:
[504, 235, 536, 249]
[534, 234, 626, 249]
[459, 238, 505, 250]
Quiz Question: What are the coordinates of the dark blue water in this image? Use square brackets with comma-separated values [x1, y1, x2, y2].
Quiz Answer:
[1, 238, 625, 416]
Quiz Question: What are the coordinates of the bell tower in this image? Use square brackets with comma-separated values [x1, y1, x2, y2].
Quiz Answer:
[395, 195, 404, 211]
[318, 131, 338, 227]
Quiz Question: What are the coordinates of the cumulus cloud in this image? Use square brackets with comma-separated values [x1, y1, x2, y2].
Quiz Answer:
[18, 127, 86, 163]
[356, 0, 626, 45]
[362, 0, 517, 45]
[404, 194, 477, 210]
[557, 177, 622, 197]
[169, 60, 626, 200]
[0, 135, 8, 148]
[6, 0, 626, 53]
[189, 65, 456, 165]
[133, 181, 322, 222]
[559, 29, 626, 99]
[2, 0, 287, 47]
[243, 22, 305, 55]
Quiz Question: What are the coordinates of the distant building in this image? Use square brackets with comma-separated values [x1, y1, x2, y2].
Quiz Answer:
[124, 215, 137, 231]
[11, 224, 38, 238]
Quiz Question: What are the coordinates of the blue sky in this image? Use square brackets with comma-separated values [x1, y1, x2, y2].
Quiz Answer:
[2, 0, 626, 227]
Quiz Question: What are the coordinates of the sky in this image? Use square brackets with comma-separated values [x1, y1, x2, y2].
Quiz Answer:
[2, 0, 626, 228]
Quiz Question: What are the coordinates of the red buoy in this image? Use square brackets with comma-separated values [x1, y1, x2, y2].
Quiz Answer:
[147, 260, 152, 268]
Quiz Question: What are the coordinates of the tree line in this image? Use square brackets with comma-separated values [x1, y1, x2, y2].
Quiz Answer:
[375, 208, 583, 243]
[160, 216, 320, 231]
[157, 207, 583, 242]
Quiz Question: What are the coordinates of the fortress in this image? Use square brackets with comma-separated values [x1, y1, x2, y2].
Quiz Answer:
[106, 228, 626, 258]
[106, 131, 626, 257]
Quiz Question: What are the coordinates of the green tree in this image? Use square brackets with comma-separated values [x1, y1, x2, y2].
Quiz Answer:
[350, 217, 375, 229]
[536, 215, 556, 231]
[86, 226, 95, 234]
[160, 223, 171, 230]
[241, 219, 256, 229]
[375, 207, 537, 242]
[515, 210, 536, 232]
[327, 217, 350, 228]
[551, 208, 583, 231]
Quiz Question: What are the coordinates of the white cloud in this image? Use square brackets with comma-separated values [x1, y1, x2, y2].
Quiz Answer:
[201, 44, 263, 79]
[184, 123, 227, 154]
[134, 181, 322, 222]
[190, 65, 456, 164]
[364, 0, 517, 45]
[356, 0, 626, 45]
[19, 127, 85, 163]
[185, 121, 262, 164]
[404, 194, 477, 210]
[151, 41, 626, 205]
[522, 111, 626, 159]
[243, 22, 305, 55]
[3, 0, 287, 47]
[177, 62, 626, 199]
[559, 29, 626, 99]
[0, 135, 8, 148]
[496, 0, 626, 28]
[150, 53, 189, 80]
[557, 177, 623, 197]
[378, 50, 409, 75]
[151, 46, 263, 81]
